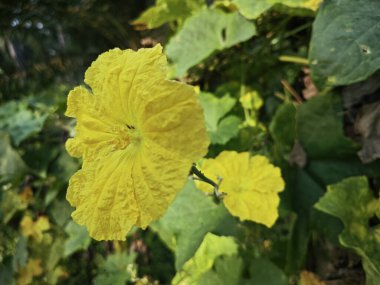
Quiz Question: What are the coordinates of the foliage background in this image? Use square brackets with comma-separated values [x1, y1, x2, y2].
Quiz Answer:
[1, 0, 380, 284]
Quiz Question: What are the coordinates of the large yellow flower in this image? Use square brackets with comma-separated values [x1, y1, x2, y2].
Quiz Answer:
[65, 44, 209, 240]
[196, 151, 284, 227]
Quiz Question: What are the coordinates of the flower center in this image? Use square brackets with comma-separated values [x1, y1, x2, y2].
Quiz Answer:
[113, 124, 141, 150]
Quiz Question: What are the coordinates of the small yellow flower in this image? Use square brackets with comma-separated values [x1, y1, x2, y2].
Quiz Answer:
[65, 44, 209, 240]
[17, 258, 43, 285]
[20, 216, 50, 242]
[19, 186, 34, 204]
[196, 151, 284, 227]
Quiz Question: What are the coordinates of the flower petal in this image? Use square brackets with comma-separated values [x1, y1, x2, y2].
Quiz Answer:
[141, 80, 209, 161]
[84, 44, 168, 123]
[196, 151, 285, 227]
[67, 151, 139, 240]
[133, 140, 190, 228]
[224, 191, 281, 227]
[65, 86, 118, 160]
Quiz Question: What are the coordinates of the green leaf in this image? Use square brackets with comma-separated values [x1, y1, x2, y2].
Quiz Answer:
[199, 255, 243, 285]
[199, 92, 241, 144]
[249, 258, 288, 285]
[63, 221, 91, 257]
[50, 199, 73, 227]
[172, 233, 238, 285]
[46, 238, 64, 271]
[269, 102, 296, 155]
[296, 94, 358, 159]
[12, 237, 28, 271]
[45, 149, 79, 206]
[0, 132, 27, 185]
[0, 225, 18, 263]
[0, 189, 27, 224]
[0, 259, 15, 285]
[150, 180, 232, 270]
[309, 0, 380, 87]
[94, 252, 137, 285]
[132, 0, 205, 29]
[307, 157, 380, 186]
[166, 8, 256, 77]
[233, 0, 319, 20]
[315, 176, 380, 284]
[210, 115, 241, 144]
[0, 101, 48, 146]
[283, 168, 324, 273]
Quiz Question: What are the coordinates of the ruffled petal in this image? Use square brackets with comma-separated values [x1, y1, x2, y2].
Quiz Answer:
[132, 140, 190, 228]
[195, 151, 285, 227]
[84, 44, 168, 123]
[65, 86, 117, 161]
[141, 80, 209, 161]
[67, 151, 139, 240]
[224, 191, 280, 227]
[248, 155, 285, 194]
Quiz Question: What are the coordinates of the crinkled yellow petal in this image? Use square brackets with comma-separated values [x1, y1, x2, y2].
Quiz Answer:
[65, 86, 117, 161]
[84, 45, 168, 123]
[67, 151, 139, 240]
[141, 80, 209, 160]
[133, 141, 191, 228]
[65, 44, 209, 240]
[196, 151, 284, 227]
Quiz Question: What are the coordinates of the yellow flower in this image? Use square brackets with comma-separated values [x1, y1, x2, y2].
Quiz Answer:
[20, 216, 50, 242]
[17, 258, 43, 285]
[196, 151, 284, 227]
[65, 44, 209, 240]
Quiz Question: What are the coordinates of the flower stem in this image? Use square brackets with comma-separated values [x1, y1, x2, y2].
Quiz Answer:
[190, 164, 224, 201]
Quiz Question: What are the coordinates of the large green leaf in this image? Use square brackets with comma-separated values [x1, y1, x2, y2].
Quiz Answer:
[150, 180, 232, 270]
[309, 0, 380, 87]
[198, 92, 241, 144]
[296, 94, 358, 159]
[172, 233, 238, 285]
[282, 167, 324, 273]
[269, 102, 296, 155]
[307, 158, 380, 186]
[233, 0, 319, 19]
[166, 8, 256, 77]
[132, 0, 205, 29]
[315, 176, 380, 284]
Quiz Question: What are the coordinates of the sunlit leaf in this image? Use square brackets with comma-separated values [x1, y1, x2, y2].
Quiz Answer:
[132, 0, 205, 29]
[172, 233, 238, 285]
[233, 0, 321, 20]
[315, 176, 380, 284]
[199, 92, 241, 144]
[166, 8, 256, 77]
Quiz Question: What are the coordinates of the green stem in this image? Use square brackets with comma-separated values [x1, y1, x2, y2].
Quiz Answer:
[190, 164, 224, 201]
